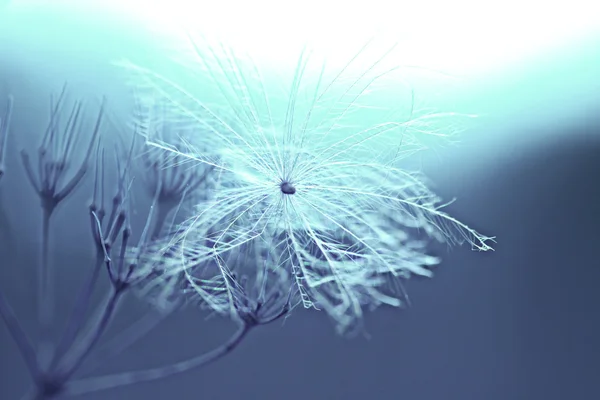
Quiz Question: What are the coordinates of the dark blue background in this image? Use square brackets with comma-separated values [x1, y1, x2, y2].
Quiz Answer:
[1, 110, 598, 399]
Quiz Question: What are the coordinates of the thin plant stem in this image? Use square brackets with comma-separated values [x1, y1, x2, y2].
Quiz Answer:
[37, 207, 54, 367]
[85, 310, 168, 371]
[0, 290, 40, 380]
[58, 286, 125, 380]
[49, 255, 104, 370]
[64, 324, 251, 396]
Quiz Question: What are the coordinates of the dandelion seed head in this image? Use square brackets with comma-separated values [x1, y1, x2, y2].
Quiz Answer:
[121, 32, 494, 333]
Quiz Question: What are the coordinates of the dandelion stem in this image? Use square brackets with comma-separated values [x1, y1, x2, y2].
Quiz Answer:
[64, 324, 252, 396]
[0, 289, 40, 380]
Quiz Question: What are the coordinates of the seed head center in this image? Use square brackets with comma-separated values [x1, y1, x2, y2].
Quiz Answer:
[280, 181, 296, 195]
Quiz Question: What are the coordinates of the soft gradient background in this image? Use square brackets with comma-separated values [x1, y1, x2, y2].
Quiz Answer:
[1, 2, 599, 399]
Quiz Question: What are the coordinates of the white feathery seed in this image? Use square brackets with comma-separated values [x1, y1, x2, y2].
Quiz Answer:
[119, 32, 494, 332]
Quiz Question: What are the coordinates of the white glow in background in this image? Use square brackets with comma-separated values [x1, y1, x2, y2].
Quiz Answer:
[1, 0, 599, 150]
[4, 0, 599, 73]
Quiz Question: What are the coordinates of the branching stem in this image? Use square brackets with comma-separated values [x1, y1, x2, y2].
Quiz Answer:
[64, 324, 251, 396]
[0, 290, 40, 381]
[58, 287, 125, 381]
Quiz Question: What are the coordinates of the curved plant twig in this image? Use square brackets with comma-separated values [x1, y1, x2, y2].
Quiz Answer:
[63, 267, 295, 397]
[48, 137, 135, 371]
[21, 133, 166, 399]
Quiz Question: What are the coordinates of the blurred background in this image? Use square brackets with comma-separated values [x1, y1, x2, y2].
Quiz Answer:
[0, 1, 599, 399]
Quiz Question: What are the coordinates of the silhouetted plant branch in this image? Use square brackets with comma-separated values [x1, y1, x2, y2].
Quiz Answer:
[20, 84, 103, 364]
[0, 87, 277, 400]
